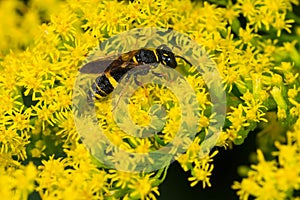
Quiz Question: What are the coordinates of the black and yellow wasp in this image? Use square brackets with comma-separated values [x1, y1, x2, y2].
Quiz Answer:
[79, 44, 192, 102]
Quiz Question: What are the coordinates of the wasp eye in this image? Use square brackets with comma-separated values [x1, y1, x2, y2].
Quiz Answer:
[134, 54, 142, 62]
[160, 51, 177, 68]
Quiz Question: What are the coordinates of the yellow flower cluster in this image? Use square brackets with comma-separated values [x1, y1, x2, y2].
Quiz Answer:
[0, 0, 299, 199]
[0, 0, 63, 55]
[233, 117, 300, 199]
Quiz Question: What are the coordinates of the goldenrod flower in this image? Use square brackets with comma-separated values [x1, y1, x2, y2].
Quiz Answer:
[128, 173, 160, 200]
[0, 0, 300, 199]
[188, 163, 214, 188]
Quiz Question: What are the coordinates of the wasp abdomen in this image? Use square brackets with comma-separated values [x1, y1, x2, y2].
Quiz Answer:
[110, 67, 131, 82]
[90, 75, 114, 98]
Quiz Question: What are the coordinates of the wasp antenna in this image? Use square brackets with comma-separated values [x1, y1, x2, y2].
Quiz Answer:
[175, 55, 192, 67]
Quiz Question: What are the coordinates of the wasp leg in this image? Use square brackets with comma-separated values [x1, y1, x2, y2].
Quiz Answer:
[112, 65, 159, 111]
[111, 73, 133, 112]
[151, 71, 165, 77]
[87, 84, 96, 105]
[121, 65, 151, 86]
[133, 72, 144, 87]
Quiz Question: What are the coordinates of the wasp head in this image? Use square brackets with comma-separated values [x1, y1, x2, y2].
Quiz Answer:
[156, 45, 177, 68]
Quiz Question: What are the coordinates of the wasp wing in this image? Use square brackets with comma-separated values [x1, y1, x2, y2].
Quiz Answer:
[79, 58, 120, 74]
[79, 50, 139, 74]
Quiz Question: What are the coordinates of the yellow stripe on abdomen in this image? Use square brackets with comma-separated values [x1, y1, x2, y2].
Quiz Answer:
[105, 72, 118, 88]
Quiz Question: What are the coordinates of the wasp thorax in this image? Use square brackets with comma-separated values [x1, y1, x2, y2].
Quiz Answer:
[135, 49, 158, 63]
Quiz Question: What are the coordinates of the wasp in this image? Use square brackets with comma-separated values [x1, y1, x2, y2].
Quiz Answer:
[80, 44, 192, 102]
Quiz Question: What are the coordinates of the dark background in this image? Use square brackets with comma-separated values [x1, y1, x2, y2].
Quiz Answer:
[158, 133, 256, 200]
